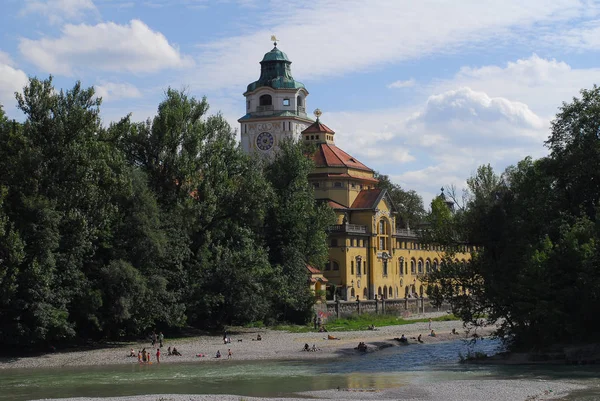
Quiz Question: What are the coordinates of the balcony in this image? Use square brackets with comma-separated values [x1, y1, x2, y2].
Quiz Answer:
[328, 223, 368, 234]
[395, 228, 417, 237]
[256, 105, 274, 112]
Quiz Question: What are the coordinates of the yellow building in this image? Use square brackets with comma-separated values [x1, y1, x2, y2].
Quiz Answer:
[240, 44, 469, 302]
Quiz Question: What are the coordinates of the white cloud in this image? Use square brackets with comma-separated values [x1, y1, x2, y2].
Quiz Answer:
[434, 54, 600, 118]
[19, 19, 193, 75]
[0, 64, 29, 110]
[317, 54, 600, 205]
[0, 50, 16, 67]
[411, 87, 545, 131]
[21, 0, 98, 24]
[95, 82, 142, 101]
[388, 79, 416, 89]
[186, 0, 597, 91]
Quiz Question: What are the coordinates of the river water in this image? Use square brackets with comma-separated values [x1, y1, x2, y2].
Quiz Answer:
[1, 339, 599, 400]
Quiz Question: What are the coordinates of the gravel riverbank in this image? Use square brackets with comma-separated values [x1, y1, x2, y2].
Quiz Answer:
[0, 316, 485, 370]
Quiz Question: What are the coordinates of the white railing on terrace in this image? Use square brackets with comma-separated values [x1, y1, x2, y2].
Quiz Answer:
[328, 223, 368, 233]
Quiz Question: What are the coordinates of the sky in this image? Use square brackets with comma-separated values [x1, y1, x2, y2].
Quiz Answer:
[1, 0, 600, 206]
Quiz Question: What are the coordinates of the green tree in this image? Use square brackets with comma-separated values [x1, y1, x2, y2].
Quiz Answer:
[425, 87, 600, 349]
[263, 139, 335, 323]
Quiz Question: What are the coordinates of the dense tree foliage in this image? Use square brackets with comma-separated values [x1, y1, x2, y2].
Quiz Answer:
[425, 86, 600, 349]
[0, 79, 331, 349]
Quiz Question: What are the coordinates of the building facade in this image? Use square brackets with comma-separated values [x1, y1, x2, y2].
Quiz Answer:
[241, 45, 470, 302]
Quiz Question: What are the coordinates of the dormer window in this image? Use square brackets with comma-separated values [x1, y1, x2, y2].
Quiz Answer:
[283, 98, 290, 106]
[297, 96, 303, 106]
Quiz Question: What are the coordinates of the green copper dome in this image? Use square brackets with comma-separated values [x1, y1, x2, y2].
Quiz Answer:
[246, 46, 306, 92]
[261, 47, 290, 62]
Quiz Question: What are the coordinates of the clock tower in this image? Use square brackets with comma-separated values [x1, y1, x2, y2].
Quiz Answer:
[239, 39, 313, 155]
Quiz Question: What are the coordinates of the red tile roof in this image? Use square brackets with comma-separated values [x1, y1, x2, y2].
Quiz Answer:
[326, 199, 348, 209]
[351, 189, 383, 209]
[306, 264, 327, 282]
[310, 172, 379, 183]
[302, 120, 335, 134]
[311, 143, 373, 172]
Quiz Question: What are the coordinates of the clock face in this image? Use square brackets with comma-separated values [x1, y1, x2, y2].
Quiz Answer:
[256, 131, 274, 151]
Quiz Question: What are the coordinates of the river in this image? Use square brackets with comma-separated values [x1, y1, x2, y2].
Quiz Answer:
[1, 339, 599, 400]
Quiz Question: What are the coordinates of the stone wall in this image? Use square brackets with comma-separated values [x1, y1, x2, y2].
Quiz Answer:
[314, 297, 451, 320]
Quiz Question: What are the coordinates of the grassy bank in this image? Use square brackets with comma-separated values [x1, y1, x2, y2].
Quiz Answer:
[267, 313, 459, 333]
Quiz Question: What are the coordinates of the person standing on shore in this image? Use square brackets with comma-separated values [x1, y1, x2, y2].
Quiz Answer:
[227, 349, 232, 359]
[428, 318, 432, 330]
[156, 348, 161, 364]
[313, 314, 317, 330]
[159, 332, 164, 348]
[151, 331, 157, 346]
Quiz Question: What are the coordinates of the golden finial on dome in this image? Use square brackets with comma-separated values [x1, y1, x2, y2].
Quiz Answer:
[271, 35, 278, 47]
[314, 108, 322, 120]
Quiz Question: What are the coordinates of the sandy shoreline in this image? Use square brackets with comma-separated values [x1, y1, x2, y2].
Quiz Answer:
[0, 314, 486, 370]
[2, 314, 594, 401]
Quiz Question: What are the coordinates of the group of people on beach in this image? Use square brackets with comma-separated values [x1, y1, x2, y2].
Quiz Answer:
[303, 343, 320, 352]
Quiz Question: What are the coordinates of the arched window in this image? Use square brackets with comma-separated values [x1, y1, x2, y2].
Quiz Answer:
[405, 286, 410, 298]
[383, 286, 387, 299]
[297, 96, 303, 106]
[379, 220, 385, 234]
[350, 288, 355, 297]
[425, 260, 431, 273]
[395, 286, 399, 298]
[418, 260, 423, 274]
[383, 259, 388, 276]
[410, 259, 416, 274]
[259, 94, 272, 106]
[363, 288, 368, 299]
[378, 287, 382, 296]
[433, 259, 439, 272]
[332, 261, 340, 271]
[388, 287, 393, 298]
[356, 258, 362, 276]
[419, 285, 424, 297]
[399, 258, 404, 275]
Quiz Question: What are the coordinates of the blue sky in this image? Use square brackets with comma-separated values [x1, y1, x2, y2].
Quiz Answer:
[2, 0, 600, 205]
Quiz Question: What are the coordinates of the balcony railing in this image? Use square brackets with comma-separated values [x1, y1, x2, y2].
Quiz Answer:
[395, 228, 417, 237]
[297, 106, 306, 114]
[328, 223, 367, 234]
[256, 105, 274, 112]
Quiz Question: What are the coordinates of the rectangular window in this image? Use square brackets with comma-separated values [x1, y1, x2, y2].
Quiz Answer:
[351, 261, 354, 275]
[379, 237, 384, 250]
[357, 260, 362, 276]
[383, 260, 388, 276]
[283, 98, 290, 106]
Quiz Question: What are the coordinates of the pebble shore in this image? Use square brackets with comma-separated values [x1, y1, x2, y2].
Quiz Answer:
[4, 314, 588, 400]
[0, 314, 481, 370]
